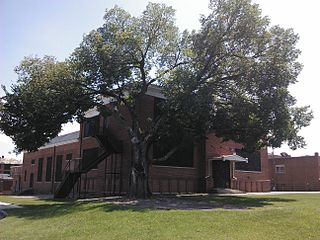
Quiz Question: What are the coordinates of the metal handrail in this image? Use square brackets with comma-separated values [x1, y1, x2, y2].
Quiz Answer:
[62, 158, 82, 178]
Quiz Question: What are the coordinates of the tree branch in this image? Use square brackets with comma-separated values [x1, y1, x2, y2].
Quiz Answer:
[152, 145, 180, 163]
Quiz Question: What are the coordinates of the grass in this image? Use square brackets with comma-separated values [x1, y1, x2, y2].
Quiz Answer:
[1, 193, 320, 240]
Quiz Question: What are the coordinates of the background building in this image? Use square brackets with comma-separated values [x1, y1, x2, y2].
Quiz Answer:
[269, 153, 320, 191]
[0, 156, 21, 194]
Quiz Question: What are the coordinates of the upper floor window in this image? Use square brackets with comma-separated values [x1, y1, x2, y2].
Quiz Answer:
[66, 153, 73, 161]
[83, 116, 100, 137]
[4, 164, 11, 170]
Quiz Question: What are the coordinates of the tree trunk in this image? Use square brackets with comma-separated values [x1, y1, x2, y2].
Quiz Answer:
[128, 138, 152, 198]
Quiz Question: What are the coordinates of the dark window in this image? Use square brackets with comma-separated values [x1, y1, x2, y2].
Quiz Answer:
[24, 170, 27, 181]
[31, 159, 35, 165]
[154, 97, 164, 119]
[82, 148, 100, 170]
[153, 136, 194, 167]
[235, 148, 261, 171]
[29, 173, 34, 188]
[4, 164, 11, 170]
[66, 153, 73, 161]
[37, 158, 43, 182]
[83, 116, 100, 137]
[46, 157, 52, 182]
[55, 155, 63, 182]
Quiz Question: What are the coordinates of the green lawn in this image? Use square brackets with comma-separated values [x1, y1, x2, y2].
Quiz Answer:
[1, 193, 320, 240]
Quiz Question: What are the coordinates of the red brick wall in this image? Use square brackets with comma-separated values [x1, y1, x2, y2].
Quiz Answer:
[205, 134, 271, 192]
[22, 141, 80, 194]
[0, 179, 13, 194]
[150, 142, 203, 193]
[234, 147, 271, 192]
[269, 155, 320, 191]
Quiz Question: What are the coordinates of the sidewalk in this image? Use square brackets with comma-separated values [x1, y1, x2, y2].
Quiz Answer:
[0, 202, 23, 210]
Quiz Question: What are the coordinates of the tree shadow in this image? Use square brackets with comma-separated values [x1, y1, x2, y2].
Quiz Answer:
[174, 195, 296, 210]
[3, 194, 297, 220]
[98, 194, 297, 212]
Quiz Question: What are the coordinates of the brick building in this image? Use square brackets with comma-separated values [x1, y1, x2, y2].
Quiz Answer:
[18, 131, 80, 195]
[269, 153, 320, 191]
[0, 156, 21, 175]
[0, 157, 21, 194]
[17, 86, 271, 198]
[206, 134, 271, 192]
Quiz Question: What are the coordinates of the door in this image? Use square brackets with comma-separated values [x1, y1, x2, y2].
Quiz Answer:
[212, 161, 230, 188]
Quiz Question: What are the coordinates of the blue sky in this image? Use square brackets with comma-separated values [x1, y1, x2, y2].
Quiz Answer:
[1, 0, 320, 159]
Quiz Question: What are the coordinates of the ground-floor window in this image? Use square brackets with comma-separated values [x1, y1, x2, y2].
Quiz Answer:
[275, 164, 285, 174]
[153, 136, 194, 167]
[46, 157, 52, 182]
[37, 158, 43, 182]
[235, 148, 261, 171]
[55, 155, 63, 182]
[82, 148, 100, 170]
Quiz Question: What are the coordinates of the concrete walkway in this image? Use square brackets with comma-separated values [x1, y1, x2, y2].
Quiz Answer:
[0, 202, 23, 210]
[244, 191, 320, 195]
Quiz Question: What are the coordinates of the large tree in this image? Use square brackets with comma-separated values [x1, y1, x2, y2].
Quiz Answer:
[0, 0, 312, 197]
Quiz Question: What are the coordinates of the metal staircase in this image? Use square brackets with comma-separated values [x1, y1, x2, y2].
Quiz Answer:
[54, 133, 122, 199]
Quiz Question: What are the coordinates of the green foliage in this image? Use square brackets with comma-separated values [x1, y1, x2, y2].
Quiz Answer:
[0, 0, 313, 153]
[162, 0, 312, 150]
[0, 56, 93, 152]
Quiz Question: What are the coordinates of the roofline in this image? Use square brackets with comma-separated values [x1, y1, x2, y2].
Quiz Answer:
[208, 154, 248, 163]
[39, 138, 79, 150]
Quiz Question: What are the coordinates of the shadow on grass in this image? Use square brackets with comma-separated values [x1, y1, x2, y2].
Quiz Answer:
[176, 195, 296, 209]
[3, 195, 297, 220]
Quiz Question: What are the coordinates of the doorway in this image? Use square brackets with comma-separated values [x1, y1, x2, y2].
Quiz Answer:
[212, 160, 231, 188]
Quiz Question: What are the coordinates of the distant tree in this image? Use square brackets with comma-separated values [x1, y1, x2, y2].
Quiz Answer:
[0, 56, 92, 152]
[0, 0, 312, 197]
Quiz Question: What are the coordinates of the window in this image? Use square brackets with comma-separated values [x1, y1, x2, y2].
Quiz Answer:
[235, 148, 261, 171]
[66, 153, 73, 161]
[24, 170, 27, 181]
[4, 164, 11, 170]
[46, 157, 52, 182]
[152, 97, 194, 167]
[82, 148, 100, 170]
[83, 116, 100, 137]
[153, 136, 194, 167]
[37, 158, 43, 182]
[4, 164, 11, 174]
[31, 159, 35, 165]
[275, 165, 285, 174]
[29, 173, 34, 188]
[154, 97, 164, 119]
[55, 155, 63, 182]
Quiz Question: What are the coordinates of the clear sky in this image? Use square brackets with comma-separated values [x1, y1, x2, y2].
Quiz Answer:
[1, 0, 320, 159]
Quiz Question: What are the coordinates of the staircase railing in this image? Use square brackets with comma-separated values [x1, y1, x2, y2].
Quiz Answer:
[62, 158, 82, 177]
[55, 129, 122, 198]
